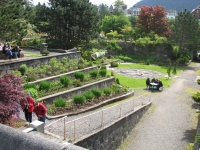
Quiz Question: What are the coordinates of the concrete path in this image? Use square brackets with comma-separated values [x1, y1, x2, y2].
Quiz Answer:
[118, 63, 200, 150]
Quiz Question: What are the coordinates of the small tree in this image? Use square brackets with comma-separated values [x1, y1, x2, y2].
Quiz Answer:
[0, 74, 26, 124]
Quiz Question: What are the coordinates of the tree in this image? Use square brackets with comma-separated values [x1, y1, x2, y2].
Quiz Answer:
[120, 25, 134, 41]
[112, 0, 127, 16]
[98, 3, 111, 21]
[0, 74, 26, 124]
[128, 15, 138, 28]
[100, 14, 131, 34]
[0, 0, 29, 42]
[33, 0, 100, 49]
[136, 5, 171, 37]
[169, 9, 200, 56]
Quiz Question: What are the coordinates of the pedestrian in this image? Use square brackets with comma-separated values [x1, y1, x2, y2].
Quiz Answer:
[33, 101, 47, 123]
[22, 92, 35, 123]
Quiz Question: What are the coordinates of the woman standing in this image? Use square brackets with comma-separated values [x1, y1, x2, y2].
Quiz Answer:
[22, 92, 35, 123]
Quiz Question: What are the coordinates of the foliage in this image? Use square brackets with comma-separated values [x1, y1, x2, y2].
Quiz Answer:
[24, 83, 37, 90]
[83, 91, 95, 100]
[0, 74, 26, 124]
[100, 14, 131, 34]
[72, 79, 82, 87]
[54, 98, 67, 107]
[99, 69, 107, 77]
[19, 64, 28, 76]
[197, 79, 200, 85]
[39, 81, 51, 91]
[106, 41, 122, 51]
[192, 92, 200, 102]
[47, 104, 56, 115]
[98, 3, 111, 21]
[106, 33, 114, 39]
[33, 0, 100, 49]
[74, 72, 85, 82]
[120, 25, 134, 41]
[136, 5, 171, 37]
[0, 0, 29, 42]
[24, 88, 38, 100]
[12, 70, 22, 77]
[60, 76, 71, 87]
[116, 78, 120, 84]
[91, 89, 102, 98]
[111, 61, 119, 67]
[111, 84, 120, 93]
[73, 95, 86, 104]
[103, 88, 112, 95]
[42, 50, 50, 55]
[90, 70, 98, 78]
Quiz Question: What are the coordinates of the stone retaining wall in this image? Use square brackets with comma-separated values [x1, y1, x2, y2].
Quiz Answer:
[38, 77, 115, 105]
[0, 49, 81, 76]
[194, 118, 200, 149]
[75, 102, 151, 150]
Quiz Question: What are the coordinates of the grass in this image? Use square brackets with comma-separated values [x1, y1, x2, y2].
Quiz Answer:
[23, 51, 42, 57]
[107, 63, 185, 88]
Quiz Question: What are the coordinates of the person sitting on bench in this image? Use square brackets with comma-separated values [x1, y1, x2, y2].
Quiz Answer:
[146, 77, 151, 88]
[5, 43, 12, 60]
[156, 80, 163, 90]
[12, 42, 21, 58]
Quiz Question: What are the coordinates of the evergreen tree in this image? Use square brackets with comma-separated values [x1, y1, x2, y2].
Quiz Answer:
[98, 3, 111, 21]
[0, 0, 29, 41]
[33, 0, 100, 49]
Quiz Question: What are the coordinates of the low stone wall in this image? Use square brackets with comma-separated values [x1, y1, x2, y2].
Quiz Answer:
[194, 118, 200, 149]
[0, 48, 81, 76]
[27, 66, 98, 85]
[75, 102, 151, 150]
[38, 77, 115, 105]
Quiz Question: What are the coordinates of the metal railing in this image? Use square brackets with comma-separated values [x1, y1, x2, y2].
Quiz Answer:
[44, 92, 151, 142]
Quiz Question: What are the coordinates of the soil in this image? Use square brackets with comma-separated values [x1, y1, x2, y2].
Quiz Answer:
[49, 91, 126, 116]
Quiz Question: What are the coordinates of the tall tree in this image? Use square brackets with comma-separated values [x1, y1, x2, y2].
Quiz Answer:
[100, 14, 131, 34]
[112, 0, 127, 16]
[33, 0, 100, 49]
[136, 5, 171, 37]
[169, 9, 200, 55]
[0, 0, 29, 42]
[98, 3, 110, 21]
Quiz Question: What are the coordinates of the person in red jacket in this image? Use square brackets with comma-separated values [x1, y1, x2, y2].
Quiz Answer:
[22, 92, 35, 123]
[34, 101, 47, 123]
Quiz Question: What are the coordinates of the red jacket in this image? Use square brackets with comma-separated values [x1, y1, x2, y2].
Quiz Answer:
[34, 102, 47, 117]
[22, 97, 35, 112]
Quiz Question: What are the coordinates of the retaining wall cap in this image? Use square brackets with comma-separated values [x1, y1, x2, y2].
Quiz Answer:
[0, 124, 87, 150]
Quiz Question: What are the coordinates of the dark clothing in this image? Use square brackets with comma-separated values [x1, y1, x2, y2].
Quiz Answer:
[11, 45, 21, 58]
[24, 109, 32, 123]
[146, 78, 151, 86]
[2, 45, 6, 54]
[157, 81, 163, 90]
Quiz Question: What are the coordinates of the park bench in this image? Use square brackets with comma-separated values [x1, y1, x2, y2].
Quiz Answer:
[0, 50, 24, 60]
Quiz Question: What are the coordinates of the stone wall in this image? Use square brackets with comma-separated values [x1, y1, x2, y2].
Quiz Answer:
[194, 118, 200, 150]
[0, 49, 81, 76]
[75, 102, 151, 150]
[38, 77, 115, 105]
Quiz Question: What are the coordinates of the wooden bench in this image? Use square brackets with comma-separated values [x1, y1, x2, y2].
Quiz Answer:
[0, 50, 24, 60]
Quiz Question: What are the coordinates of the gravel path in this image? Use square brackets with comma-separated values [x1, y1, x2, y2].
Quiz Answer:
[118, 63, 200, 150]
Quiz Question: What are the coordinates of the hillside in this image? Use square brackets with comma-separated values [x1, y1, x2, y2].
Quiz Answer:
[132, 0, 200, 12]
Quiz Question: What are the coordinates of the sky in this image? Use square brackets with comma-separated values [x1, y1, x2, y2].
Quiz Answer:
[32, 0, 141, 8]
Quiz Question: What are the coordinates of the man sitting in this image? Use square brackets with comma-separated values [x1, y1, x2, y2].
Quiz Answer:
[146, 78, 151, 88]
[11, 42, 21, 59]
[156, 80, 163, 90]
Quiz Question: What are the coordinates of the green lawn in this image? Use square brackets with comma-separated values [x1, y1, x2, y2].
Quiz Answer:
[108, 63, 186, 89]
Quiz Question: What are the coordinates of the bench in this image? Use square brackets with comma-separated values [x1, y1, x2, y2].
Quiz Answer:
[0, 50, 24, 60]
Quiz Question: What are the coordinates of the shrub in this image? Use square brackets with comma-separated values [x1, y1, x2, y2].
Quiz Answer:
[47, 105, 56, 115]
[192, 92, 200, 102]
[39, 81, 51, 91]
[90, 70, 98, 78]
[111, 71, 114, 76]
[60, 76, 71, 87]
[12, 70, 21, 77]
[100, 65, 107, 70]
[61, 57, 67, 65]
[116, 78, 120, 84]
[111, 84, 121, 93]
[72, 79, 82, 87]
[19, 64, 28, 75]
[78, 64, 84, 69]
[103, 88, 112, 95]
[42, 50, 50, 55]
[99, 69, 107, 77]
[83, 91, 94, 100]
[106, 33, 114, 39]
[23, 83, 37, 90]
[26, 75, 36, 82]
[74, 95, 86, 104]
[24, 88, 38, 100]
[197, 79, 200, 85]
[111, 61, 119, 67]
[74, 72, 85, 82]
[54, 98, 67, 107]
[91, 89, 102, 98]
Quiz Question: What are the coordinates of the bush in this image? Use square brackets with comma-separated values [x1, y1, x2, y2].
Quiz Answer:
[192, 92, 200, 102]
[47, 105, 56, 115]
[111, 61, 119, 67]
[42, 50, 50, 55]
[39, 81, 51, 91]
[99, 69, 107, 77]
[197, 79, 200, 85]
[103, 88, 112, 95]
[24, 88, 38, 100]
[91, 89, 102, 98]
[111, 84, 120, 93]
[19, 64, 28, 75]
[54, 98, 67, 107]
[100, 65, 107, 70]
[26, 75, 36, 82]
[74, 95, 86, 104]
[72, 79, 82, 87]
[116, 78, 120, 84]
[90, 70, 98, 78]
[12, 70, 21, 77]
[83, 91, 94, 100]
[74, 72, 85, 82]
[24, 83, 37, 90]
[60, 76, 71, 87]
